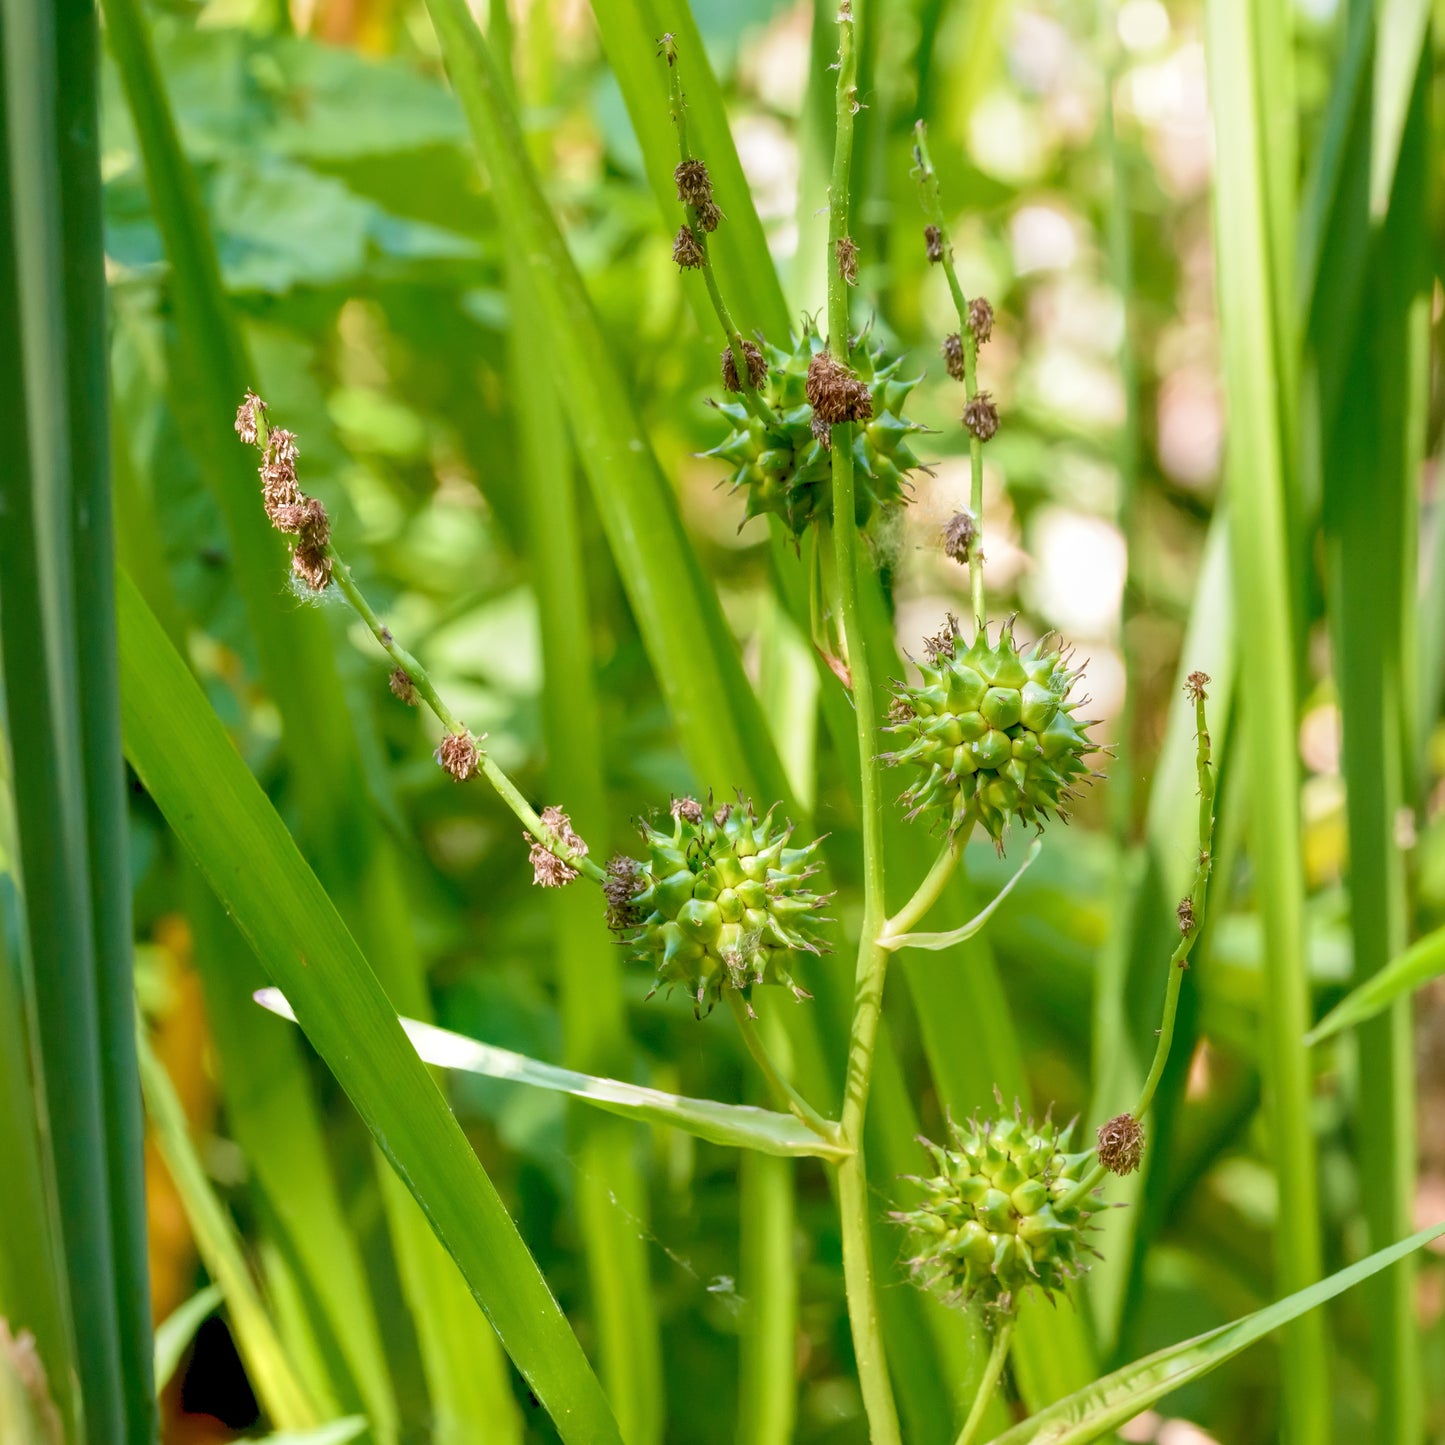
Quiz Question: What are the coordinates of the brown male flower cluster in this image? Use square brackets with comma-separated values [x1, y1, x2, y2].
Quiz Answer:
[721, 339, 767, 394]
[389, 668, 418, 706]
[963, 391, 999, 442]
[674, 158, 712, 207]
[436, 731, 480, 782]
[923, 224, 944, 263]
[942, 332, 965, 381]
[694, 200, 723, 233]
[671, 796, 705, 824]
[528, 805, 586, 888]
[942, 510, 976, 565]
[235, 393, 333, 590]
[836, 235, 859, 286]
[672, 225, 705, 270]
[1177, 896, 1196, 935]
[1184, 670, 1211, 701]
[1097, 1113, 1145, 1176]
[968, 295, 995, 344]
[806, 351, 873, 426]
[604, 854, 644, 929]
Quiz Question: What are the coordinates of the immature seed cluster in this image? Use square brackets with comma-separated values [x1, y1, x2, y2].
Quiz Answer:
[883, 616, 1097, 847]
[895, 1110, 1101, 1310]
[707, 322, 927, 535]
[234, 391, 333, 591]
[608, 796, 830, 1018]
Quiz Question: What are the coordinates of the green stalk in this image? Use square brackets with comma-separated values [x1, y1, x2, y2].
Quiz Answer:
[826, 8, 902, 1443]
[955, 1317, 1014, 1445]
[1205, 2, 1329, 1435]
[912, 125, 985, 629]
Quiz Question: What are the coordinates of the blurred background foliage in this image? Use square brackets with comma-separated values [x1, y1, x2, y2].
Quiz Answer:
[76, 0, 1445, 1438]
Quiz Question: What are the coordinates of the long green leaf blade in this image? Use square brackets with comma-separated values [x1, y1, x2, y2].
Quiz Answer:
[116, 569, 622, 1445]
[1306, 924, 1445, 1046]
[988, 1224, 1445, 1445]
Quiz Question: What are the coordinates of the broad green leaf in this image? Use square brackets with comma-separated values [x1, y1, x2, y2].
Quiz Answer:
[254, 989, 849, 1161]
[116, 570, 622, 1445]
[989, 1224, 1445, 1444]
[153, 1285, 224, 1392]
[1307, 923, 1445, 1047]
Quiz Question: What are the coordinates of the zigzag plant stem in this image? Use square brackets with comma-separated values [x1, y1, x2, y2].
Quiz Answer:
[660, 35, 779, 431]
[826, 6, 904, 1443]
[912, 123, 985, 632]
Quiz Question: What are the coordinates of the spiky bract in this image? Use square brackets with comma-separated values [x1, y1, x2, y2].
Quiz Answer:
[611, 798, 829, 1018]
[896, 1112, 1100, 1310]
[883, 618, 1095, 846]
[706, 321, 927, 536]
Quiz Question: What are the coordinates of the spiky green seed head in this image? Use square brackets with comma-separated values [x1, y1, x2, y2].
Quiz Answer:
[705, 320, 927, 537]
[895, 1110, 1100, 1310]
[609, 797, 830, 1018]
[883, 617, 1096, 847]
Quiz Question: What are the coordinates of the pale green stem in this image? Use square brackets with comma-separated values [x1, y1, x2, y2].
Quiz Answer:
[955, 1315, 1014, 1445]
[880, 824, 967, 940]
[1062, 685, 1216, 1209]
[248, 409, 604, 884]
[913, 122, 985, 632]
[727, 992, 840, 1143]
[827, 7, 903, 1444]
[661, 38, 779, 431]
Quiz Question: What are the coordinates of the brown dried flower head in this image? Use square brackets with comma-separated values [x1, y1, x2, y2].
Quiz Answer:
[1097, 1113, 1145, 1176]
[694, 200, 723, 234]
[942, 510, 976, 565]
[1184, 670, 1211, 702]
[671, 796, 705, 824]
[604, 854, 644, 930]
[292, 543, 333, 592]
[810, 414, 832, 449]
[235, 390, 266, 447]
[529, 805, 586, 889]
[836, 235, 859, 286]
[674, 158, 713, 208]
[389, 668, 418, 706]
[672, 225, 705, 270]
[268, 428, 300, 466]
[541, 804, 587, 858]
[437, 730, 481, 782]
[942, 332, 965, 381]
[923, 224, 944, 264]
[806, 351, 873, 426]
[1177, 896, 1196, 935]
[261, 461, 301, 521]
[968, 296, 995, 345]
[921, 613, 960, 664]
[887, 696, 916, 724]
[721, 339, 768, 394]
[530, 845, 579, 888]
[963, 392, 1000, 442]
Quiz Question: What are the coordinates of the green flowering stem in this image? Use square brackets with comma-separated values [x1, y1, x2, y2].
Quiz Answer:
[881, 836, 1041, 953]
[912, 122, 985, 631]
[1062, 678, 1216, 1208]
[660, 35, 779, 431]
[726, 992, 841, 1144]
[826, 6, 903, 1444]
[880, 831, 963, 939]
[955, 1315, 1014, 1445]
[327, 558, 607, 883]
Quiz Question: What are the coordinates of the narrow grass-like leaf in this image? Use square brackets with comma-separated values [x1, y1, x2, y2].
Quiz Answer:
[256, 1423, 367, 1445]
[137, 1023, 323, 1428]
[1308, 930, 1445, 1048]
[154, 1285, 224, 1392]
[117, 571, 622, 1444]
[255, 989, 848, 1160]
[882, 840, 1041, 952]
[1205, 2, 1329, 1434]
[988, 1223, 1445, 1445]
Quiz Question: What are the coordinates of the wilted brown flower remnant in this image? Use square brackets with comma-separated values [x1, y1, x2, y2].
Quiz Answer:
[436, 730, 480, 782]
[806, 351, 873, 425]
[921, 613, 960, 664]
[1177, 896, 1196, 935]
[968, 296, 995, 345]
[962, 391, 999, 442]
[674, 158, 712, 207]
[721, 339, 767, 393]
[942, 510, 976, 565]
[887, 696, 915, 724]
[389, 668, 418, 706]
[671, 796, 705, 824]
[234, 390, 266, 446]
[528, 807, 586, 888]
[810, 414, 831, 448]
[672, 225, 705, 270]
[836, 235, 859, 285]
[694, 199, 723, 233]
[923, 224, 944, 263]
[1185, 670, 1211, 701]
[942, 332, 965, 381]
[1097, 1114, 1145, 1176]
[604, 855, 644, 929]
